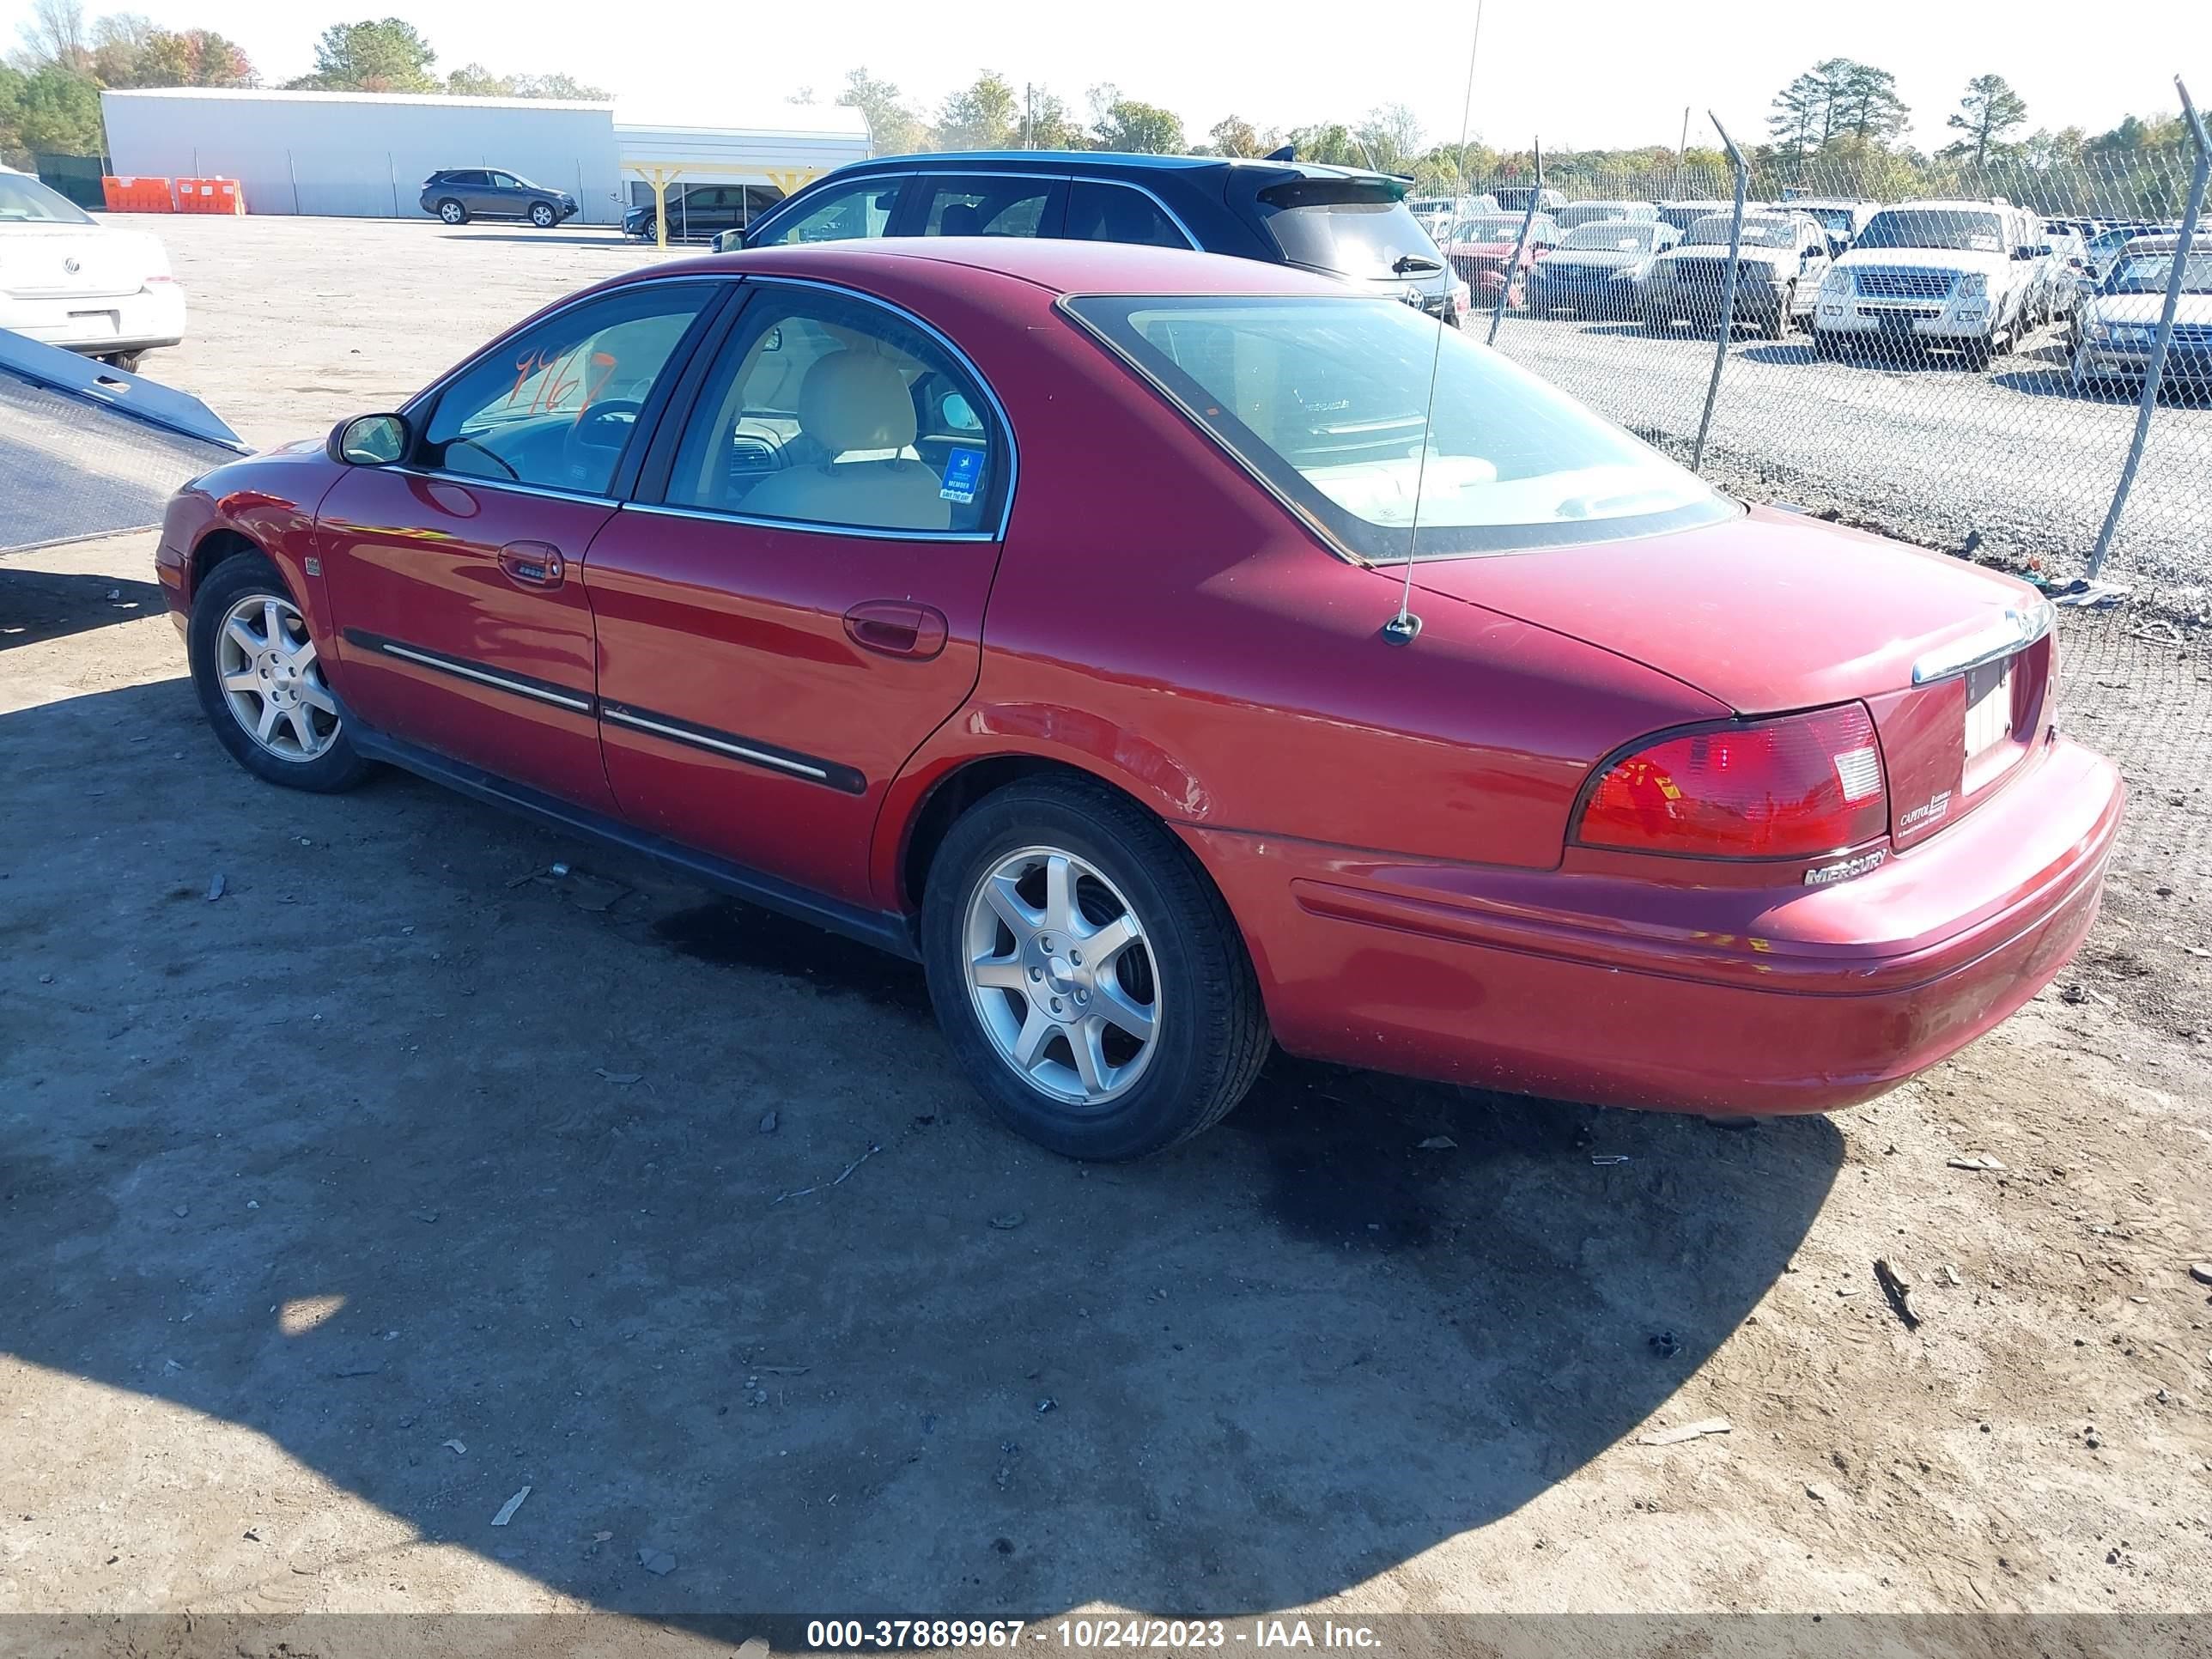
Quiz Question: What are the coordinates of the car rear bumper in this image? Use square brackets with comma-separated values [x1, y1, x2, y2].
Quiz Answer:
[0, 285, 185, 353]
[1186, 734, 2122, 1115]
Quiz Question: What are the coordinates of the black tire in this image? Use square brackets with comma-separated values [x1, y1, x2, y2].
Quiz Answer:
[188, 551, 375, 794]
[1763, 285, 1794, 339]
[99, 349, 144, 373]
[1812, 329, 1842, 361]
[530, 202, 556, 228]
[1641, 307, 1669, 336]
[436, 198, 466, 225]
[921, 775, 1270, 1161]
[1961, 333, 1994, 372]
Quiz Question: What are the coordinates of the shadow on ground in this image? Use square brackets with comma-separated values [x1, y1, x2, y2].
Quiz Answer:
[0, 566, 168, 650]
[1, 678, 1842, 1618]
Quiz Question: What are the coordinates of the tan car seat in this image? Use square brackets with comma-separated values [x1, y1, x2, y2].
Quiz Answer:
[740, 350, 951, 532]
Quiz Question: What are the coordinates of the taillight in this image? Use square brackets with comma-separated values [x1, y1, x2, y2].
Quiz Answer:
[1577, 703, 1887, 858]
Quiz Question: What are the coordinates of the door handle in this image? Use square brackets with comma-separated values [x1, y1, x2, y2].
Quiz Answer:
[498, 540, 566, 589]
[844, 600, 949, 661]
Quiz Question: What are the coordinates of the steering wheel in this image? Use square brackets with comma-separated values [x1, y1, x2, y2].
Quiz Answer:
[443, 436, 520, 481]
[562, 399, 645, 487]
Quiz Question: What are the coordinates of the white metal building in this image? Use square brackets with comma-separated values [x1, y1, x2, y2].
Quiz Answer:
[100, 88, 872, 227]
[614, 97, 871, 210]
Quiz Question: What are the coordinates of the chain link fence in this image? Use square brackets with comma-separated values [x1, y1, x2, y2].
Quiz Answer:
[1454, 87, 2210, 608]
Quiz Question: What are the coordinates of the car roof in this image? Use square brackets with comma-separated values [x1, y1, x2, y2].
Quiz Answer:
[626, 236, 1359, 301]
[854, 149, 1401, 187]
[1886, 199, 2010, 213]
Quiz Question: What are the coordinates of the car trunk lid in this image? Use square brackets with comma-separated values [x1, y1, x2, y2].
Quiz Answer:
[1402, 506, 2054, 847]
[0, 224, 149, 301]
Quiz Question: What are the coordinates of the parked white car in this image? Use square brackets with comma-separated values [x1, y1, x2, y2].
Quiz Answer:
[0, 165, 186, 372]
[1811, 199, 2040, 368]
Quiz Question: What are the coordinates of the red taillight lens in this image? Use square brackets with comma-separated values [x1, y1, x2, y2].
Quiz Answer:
[1577, 704, 1888, 858]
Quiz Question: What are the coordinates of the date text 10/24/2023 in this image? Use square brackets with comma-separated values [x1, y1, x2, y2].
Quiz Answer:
[804, 1621, 1383, 1650]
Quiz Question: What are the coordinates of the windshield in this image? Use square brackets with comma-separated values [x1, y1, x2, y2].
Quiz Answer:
[1452, 216, 1525, 243]
[1255, 184, 1443, 280]
[1683, 216, 1795, 249]
[1856, 209, 2005, 253]
[1066, 294, 1732, 562]
[0, 172, 96, 226]
[2104, 252, 2212, 295]
[1804, 206, 1856, 234]
[1560, 223, 1660, 252]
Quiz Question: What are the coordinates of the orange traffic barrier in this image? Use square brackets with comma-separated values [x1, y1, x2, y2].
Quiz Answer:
[100, 175, 174, 212]
[173, 177, 246, 215]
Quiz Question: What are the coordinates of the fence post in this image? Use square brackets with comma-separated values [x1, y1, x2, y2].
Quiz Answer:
[2087, 76, 2209, 581]
[1692, 114, 1748, 473]
[1487, 139, 1541, 347]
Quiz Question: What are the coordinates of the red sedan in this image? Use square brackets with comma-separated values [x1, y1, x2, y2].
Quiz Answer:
[157, 240, 2123, 1160]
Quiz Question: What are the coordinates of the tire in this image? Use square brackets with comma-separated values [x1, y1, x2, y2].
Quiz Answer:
[1763, 284, 1794, 339]
[188, 551, 374, 794]
[1641, 307, 1669, 336]
[99, 349, 144, 373]
[921, 775, 1270, 1161]
[530, 202, 556, 228]
[436, 198, 466, 225]
[1961, 333, 1994, 372]
[1812, 329, 1842, 361]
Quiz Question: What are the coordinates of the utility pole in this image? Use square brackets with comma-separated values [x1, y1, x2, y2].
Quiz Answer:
[1675, 106, 1689, 197]
[1024, 82, 1034, 149]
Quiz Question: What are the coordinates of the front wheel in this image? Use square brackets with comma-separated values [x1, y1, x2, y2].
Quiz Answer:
[188, 552, 374, 793]
[530, 202, 556, 228]
[921, 777, 1269, 1160]
[436, 198, 466, 225]
[1763, 285, 1795, 339]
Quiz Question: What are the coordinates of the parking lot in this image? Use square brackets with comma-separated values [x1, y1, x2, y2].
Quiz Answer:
[4, 214, 2211, 1632]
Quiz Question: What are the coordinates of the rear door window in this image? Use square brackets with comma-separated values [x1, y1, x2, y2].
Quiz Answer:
[918, 176, 1065, 239]
[1066, 180, 1190, 249]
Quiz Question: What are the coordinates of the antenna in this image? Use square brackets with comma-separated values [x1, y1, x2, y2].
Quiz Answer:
[1384, 0, 1484, 645]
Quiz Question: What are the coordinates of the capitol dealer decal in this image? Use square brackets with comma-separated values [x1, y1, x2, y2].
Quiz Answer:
[939, 448, 983, 505]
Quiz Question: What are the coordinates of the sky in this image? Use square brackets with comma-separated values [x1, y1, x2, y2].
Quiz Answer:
[9, 0, 2208, 156]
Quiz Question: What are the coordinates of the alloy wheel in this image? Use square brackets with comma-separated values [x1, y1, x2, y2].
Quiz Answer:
[216, 592, 340, 763]
[963, 846, 1161, 1109]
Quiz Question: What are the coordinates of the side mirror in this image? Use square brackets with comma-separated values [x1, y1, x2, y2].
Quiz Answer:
[330, 412, 409, 466]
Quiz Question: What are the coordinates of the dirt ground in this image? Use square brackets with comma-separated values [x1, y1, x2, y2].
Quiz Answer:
[3, 216, 2210, 1640]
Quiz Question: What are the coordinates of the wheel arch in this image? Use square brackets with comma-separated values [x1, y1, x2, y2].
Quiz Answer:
[893, 753, 1130, 913]
[185, 526, 265, 604]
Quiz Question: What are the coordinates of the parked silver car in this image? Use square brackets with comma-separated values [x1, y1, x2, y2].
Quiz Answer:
[1640, 210, 1832, 337]
[2071, 235, 2212, 395]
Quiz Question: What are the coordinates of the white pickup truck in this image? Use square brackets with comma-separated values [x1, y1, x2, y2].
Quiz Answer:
[1811, 199, 2042, 369]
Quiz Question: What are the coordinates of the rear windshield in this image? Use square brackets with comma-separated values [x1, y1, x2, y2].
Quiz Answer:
[1560, 223, 1661, 252]
[1856, 210, 2005, 252]
[0, 172, 94, 225]
[1254, 182, 1443, 281]
[1683, 216, 1796, 248]
[1066, 294, 1732, 562]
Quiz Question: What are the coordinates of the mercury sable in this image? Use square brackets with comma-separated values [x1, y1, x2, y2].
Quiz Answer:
[156, 240, 2122, 1159]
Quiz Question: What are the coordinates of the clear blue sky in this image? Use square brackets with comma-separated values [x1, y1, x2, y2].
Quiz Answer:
[9, 0, 2207, 155]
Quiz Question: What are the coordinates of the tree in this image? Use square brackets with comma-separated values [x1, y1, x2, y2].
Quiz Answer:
[1355, 102, 1423, 174]
[1091, 95, 1182, 154]
[1945, 73, 2028, 167]
[15, 0, 90, 70]
[1208, 113, 1262, 157]
[1, 60, 102, 155]
[1284, 122, 1364, 167]
[933, 70, 1018, 150]
[838, 66, 926, 155]
[510, 71, 605, 100]
[1829, 61, 1909, 147]
[289, 18, 438, 93]
[1021, 88, 1085, 150]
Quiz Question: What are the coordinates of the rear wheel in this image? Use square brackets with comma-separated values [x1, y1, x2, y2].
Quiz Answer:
[436, 198, 466, 225]
[99, 349, 144, 373]
[921, 777, 1269, 1160]
[1641, 306, 1670, 336]
[1763, 284, 1795, 339]
[188, 552, 374, 793]
[529, 201, 557, 228]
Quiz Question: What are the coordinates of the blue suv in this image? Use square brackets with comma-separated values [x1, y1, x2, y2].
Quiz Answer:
[724, 151, 1468, 324]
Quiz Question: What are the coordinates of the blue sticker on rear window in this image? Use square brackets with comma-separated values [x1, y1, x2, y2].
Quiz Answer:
[939, 447, 983, 504]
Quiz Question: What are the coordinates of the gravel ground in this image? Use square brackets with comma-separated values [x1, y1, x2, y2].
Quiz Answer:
[3, 215, 2209, 1644]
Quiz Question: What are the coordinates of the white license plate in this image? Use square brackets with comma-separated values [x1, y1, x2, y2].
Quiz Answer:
[1962, 658, 2014, 759]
